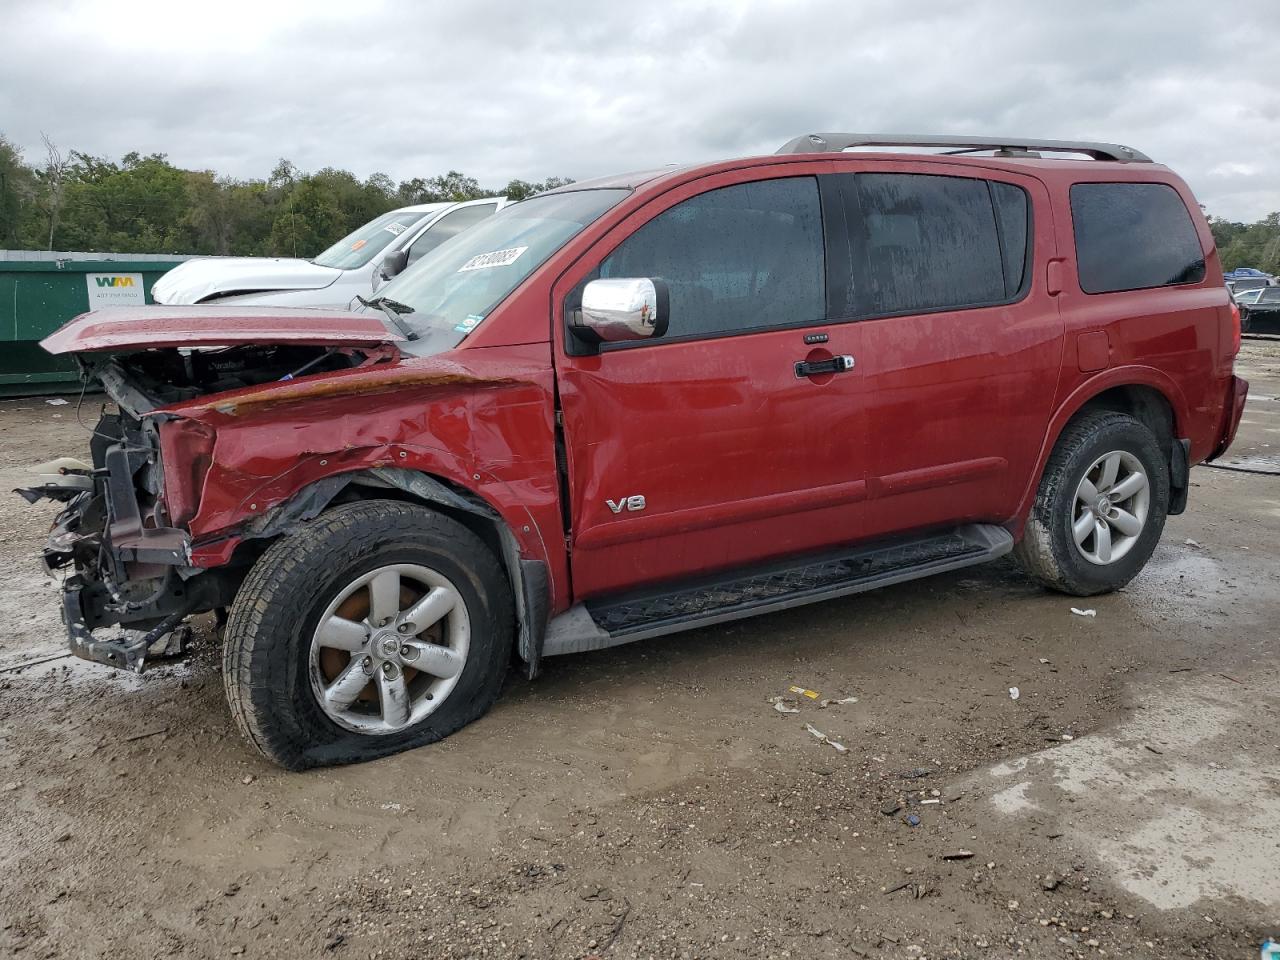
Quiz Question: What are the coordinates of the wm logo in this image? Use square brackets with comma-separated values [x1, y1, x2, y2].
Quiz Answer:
[94, 276, 135, 288]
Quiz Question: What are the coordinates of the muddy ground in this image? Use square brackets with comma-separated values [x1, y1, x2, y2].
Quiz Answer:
[1, 343, 1278, 960]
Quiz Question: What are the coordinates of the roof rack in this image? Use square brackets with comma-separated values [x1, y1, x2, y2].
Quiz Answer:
[776, 133, 1151, 163]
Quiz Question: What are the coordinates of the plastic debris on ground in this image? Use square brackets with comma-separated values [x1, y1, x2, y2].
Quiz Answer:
[766, 696, 799, 714]
[819, 696, 859, 708]
[788, 685, 820, 700]
[803, 722, 848, 753]
[1070, 607, 1097, 617]
[1009, 686, 1020, 700]
[45, 398, 68, 406]
[941, 850, 974, 860]
[1184, 538, 1202, 548]
[903, 814, 921, 827]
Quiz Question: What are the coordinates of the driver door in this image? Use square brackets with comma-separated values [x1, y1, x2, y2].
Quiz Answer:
[554, 168, 870, 599]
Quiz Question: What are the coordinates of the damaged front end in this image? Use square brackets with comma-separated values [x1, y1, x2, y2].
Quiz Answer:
[23, 392, 238, 671]
[21, 316, 401, 672]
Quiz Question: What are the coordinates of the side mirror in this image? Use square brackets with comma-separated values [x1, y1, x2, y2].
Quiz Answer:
[378, 249, 410, 282]
[571, 278, 669, 345]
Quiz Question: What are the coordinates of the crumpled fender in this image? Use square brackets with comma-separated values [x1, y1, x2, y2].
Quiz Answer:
[160, 343, 568, 610]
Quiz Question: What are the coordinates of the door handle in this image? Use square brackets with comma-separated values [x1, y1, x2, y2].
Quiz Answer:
[795, 355, 855, 379]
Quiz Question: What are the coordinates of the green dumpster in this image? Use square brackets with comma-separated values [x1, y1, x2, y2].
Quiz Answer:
[0, 251, 192, 396]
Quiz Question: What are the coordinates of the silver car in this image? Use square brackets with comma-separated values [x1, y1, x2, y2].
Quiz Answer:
[152, 196, 507, 307]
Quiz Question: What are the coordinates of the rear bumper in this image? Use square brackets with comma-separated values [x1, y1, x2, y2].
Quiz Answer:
[1207, 375, 1249, 463]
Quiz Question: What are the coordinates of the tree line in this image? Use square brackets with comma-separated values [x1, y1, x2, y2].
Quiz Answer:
[3, 132, 1279, 273]
[0, 133, 572, 258]
[1207, 213, 1280, 275]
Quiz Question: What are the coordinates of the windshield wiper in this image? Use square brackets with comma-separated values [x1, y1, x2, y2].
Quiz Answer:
[356, 295, 419, 342]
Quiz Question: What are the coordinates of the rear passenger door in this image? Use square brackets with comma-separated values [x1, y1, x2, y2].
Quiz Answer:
[833, 166, 1063, 538]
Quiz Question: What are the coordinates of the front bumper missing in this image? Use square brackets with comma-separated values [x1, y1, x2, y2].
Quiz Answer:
[61, 576, 193, 672]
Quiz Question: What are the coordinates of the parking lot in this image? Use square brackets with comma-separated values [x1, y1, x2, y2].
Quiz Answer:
[0, 340, 1277, 959]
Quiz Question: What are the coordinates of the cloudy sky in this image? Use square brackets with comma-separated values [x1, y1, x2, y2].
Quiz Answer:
[2, 0, 1277, 220]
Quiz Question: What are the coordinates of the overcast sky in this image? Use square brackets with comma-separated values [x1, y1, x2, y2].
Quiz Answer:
[2, 0, 1277, 220]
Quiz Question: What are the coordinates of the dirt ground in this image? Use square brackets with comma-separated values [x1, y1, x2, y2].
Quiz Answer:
[1, 343, 1278, 960]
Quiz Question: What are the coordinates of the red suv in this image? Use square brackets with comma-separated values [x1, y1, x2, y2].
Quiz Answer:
[28, 134, 1248, 769]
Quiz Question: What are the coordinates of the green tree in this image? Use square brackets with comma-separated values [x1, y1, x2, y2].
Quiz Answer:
[0, 134, 37, 247]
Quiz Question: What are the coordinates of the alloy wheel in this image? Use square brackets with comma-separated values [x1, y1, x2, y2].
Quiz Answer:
[1071, 450, 1151, 566]
[308, 563, 470, 735]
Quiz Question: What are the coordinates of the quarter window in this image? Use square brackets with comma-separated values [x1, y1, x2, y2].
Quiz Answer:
[598, 177, 826, 339]
[1070, 183, 1205, 294]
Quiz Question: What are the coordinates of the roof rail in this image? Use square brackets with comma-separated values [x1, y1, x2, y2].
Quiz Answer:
[776, 133, 1152, 163]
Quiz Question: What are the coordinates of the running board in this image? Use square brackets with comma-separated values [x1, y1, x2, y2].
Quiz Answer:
[542, 523, 1013, 656]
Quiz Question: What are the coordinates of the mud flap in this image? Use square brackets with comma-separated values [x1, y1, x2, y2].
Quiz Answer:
[1169, 437, 1191, 516]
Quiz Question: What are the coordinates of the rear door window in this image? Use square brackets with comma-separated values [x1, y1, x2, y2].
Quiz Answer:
[407, 202, 502, 265]
[842, 173, 1027, 316]
[1070, 182, 1206, 293]
[597, 177, 826, 339]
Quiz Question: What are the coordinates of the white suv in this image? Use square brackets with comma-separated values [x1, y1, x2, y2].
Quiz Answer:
[152, 196, 507, 308]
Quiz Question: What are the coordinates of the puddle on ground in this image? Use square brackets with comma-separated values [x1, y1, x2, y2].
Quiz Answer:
[1123, 549, 1233, 622]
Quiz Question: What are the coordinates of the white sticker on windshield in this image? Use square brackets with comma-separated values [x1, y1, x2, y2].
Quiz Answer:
[457, 246, 528, 272]
[383, 222, 408, 236]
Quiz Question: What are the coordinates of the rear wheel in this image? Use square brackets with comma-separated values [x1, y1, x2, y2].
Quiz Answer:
[1014, 411, 1169, 596]
[222, 500, 513, 769]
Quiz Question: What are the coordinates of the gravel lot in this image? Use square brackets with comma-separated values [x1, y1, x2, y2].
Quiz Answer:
[1, 342, 1278, 960]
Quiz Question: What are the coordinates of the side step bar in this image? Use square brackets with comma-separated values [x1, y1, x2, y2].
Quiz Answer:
[542, 523, 1013, 657]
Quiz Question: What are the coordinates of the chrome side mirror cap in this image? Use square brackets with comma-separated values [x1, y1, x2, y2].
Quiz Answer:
[572, 277, 669, 345]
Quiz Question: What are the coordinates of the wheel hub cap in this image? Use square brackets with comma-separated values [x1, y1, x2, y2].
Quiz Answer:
[375, 633, 401, 660]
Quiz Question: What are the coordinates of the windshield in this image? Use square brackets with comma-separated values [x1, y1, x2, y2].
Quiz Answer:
[1260, 287, 1280, 303]
[313, 209, 434, 270]
[375, 189, 629, 354]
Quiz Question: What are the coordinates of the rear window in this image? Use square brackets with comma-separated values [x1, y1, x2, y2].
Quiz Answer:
[1070, 183, 1206, 294]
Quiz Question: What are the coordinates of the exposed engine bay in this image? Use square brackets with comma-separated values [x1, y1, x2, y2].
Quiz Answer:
[87, 343, 380, 415]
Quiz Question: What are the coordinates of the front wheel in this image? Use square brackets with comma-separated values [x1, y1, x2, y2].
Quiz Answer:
[222, 500, 513, 769]
[1014, 411, 1170, 596]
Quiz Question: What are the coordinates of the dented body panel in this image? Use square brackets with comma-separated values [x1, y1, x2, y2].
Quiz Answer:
[166, 344, 567, 609]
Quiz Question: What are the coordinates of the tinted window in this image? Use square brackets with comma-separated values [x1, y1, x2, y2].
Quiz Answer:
[992, 181, 1030, 298]
[849, 174, 1012, 315]
[598, 177, 825, 338]
[407, 203, 501, 264]
[1070, 183, 1205, 293]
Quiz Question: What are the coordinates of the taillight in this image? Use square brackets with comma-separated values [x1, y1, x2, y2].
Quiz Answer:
[157, 419, 217, 527]
[1229, 302, 1242, 358]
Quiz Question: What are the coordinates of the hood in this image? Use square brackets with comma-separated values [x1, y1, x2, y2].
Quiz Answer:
[42, 305, 402, 355]
[151, 257, 343, 304]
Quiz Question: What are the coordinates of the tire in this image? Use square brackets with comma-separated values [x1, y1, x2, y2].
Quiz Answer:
[1014, 411, 1169, 596]
[222, 500, 513, 770]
